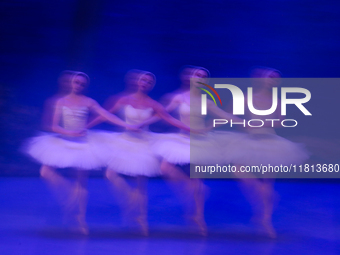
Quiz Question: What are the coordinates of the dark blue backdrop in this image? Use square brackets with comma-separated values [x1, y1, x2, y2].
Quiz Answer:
[0, 0, 339, 146]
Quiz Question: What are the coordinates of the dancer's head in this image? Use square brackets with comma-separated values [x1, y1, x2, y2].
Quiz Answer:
[57, 70, 74, 95]
[179, 65, 196, 88]
[191, 66, 210, 88]
[136, 71, 156, 93]
[193, 66, 210, 78]
[250, 66, 281, 90]
[124, 69, 143, 92]
[70, 72, 90, 95]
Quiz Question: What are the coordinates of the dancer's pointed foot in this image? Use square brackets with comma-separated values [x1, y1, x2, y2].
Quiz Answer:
[260, 220, 277, 239]
[66, 215, 89, 235]
[72, 224, 89, 235]
[190, 215, 207, 237]
[74, 215, 89, 235]
[135, 215, 149, 236]
[251, 217, 277, 239]
[62, 184, 81, 227]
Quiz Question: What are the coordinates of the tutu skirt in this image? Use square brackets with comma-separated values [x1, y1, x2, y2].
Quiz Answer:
[229, 129, 310, 166]
[23, 130, 111, 170]
[151, 131, 237, 165]
[103, 131, 162, 177]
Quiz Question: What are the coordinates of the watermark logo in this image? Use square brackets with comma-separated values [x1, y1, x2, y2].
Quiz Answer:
[190, 78, 340, 179]
[197, 82, 223, 107]
[197, 79, 312, 128]
[199, 82, 311, 116]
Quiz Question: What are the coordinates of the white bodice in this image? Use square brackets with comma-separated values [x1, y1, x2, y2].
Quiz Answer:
[178, 101, 205, 130]
[62, 106, 88, 131]
[124, 105, 153, 129]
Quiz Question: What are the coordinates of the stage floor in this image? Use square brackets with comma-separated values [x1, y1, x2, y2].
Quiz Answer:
[0, 177, 339, 255]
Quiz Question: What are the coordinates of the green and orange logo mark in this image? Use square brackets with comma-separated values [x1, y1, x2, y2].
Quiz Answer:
[197, 82, 222, 106]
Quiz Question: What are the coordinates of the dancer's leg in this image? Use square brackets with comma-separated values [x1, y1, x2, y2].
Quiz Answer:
[105, 168, 139, 205]
[74, 170, 89, 235]
[160, 160, 197, 197]
[191, 178, 207, 236]
[161, 160, 207, 236]
[135, 176, 148, 236]
[234, 165, 276, 238]
[40, 165, 77, 212]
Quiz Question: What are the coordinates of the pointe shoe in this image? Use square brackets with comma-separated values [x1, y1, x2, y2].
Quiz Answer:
[137, 194, 149, 237]
[71, 224, 89, 235]
[260, 219, 276, 239]
[122, 191, 149, 236]
[69, 224, 89, 235]
[135, 215, 149, 236]
[189, 215, 207, 237]
[74, 215, 89, 235]
[67, 215, 89, 235]
[251, 217, 277, 239]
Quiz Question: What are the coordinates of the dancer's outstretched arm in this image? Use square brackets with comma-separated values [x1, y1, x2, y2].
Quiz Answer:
[88, 98, 135, 129]
[151, 100, 191, 132]
[87, 97, 125, 128]
[138, 94, 182, 127]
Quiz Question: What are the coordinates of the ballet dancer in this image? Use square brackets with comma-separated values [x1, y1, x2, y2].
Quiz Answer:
[24, 71, 137, 235]
[150, 66, 242, 236]
[230, 67, 309, 238]
[87, 70, 192, 235]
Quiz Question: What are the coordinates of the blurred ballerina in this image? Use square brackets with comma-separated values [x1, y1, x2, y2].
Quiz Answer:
[102, 69, 141, 111]
[87, 70, 191, 235]
[151, 66, 241, 236]
[24, 71, 135, 234]
[87, 69, 142, 133]
[231, 67, 309, 238]
[41, 70, 73, 131]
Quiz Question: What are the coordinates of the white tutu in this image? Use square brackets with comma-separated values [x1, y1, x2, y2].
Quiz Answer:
[151, 100, 242, 166]
[103, 131, 162, 177]
[229, 128, 310, 166]
[151, 131, 232, 165]
[23, 130, 111, 170]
